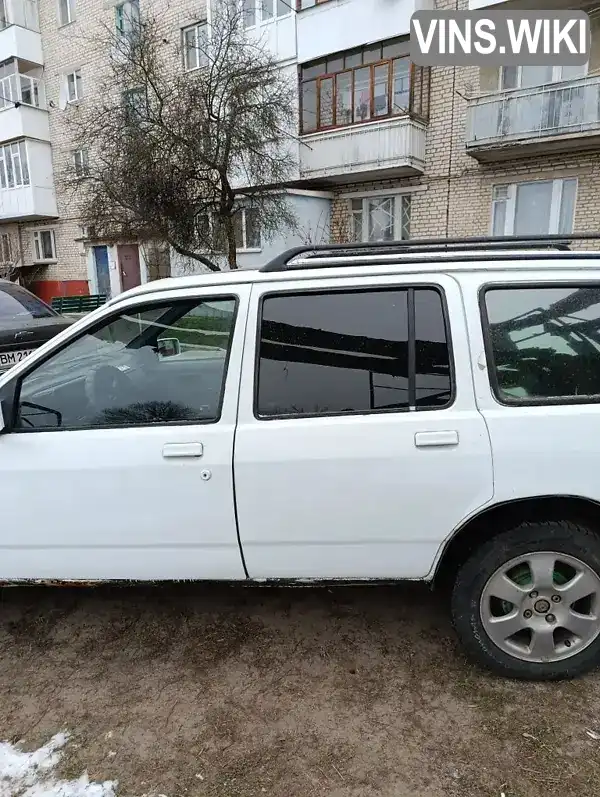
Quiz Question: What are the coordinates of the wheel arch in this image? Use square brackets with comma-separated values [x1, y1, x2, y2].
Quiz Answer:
[433, 494, 600, 590]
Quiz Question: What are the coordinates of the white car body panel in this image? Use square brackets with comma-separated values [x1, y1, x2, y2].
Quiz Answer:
[233, 274, 494, 579]
[0, 256, 597, 582]
[0, 285, 251, 580]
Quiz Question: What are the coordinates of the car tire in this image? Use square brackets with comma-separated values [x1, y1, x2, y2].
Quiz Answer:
[451, 520, 600, 680]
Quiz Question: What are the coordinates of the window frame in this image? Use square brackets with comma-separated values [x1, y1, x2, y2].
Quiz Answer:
[0, 232, 11, 263]
[350, 193, 411, 243]
[72, 147, 89, 177]
[480, 280, 600, 408]
[299, 40, 413, 134]
[58, 0, 74, 27]
[182, 21, 208, 72]
[234, 207, 262, 251]
[491, 178, 578, 236]
[32, 229, 56, 263]
[253, 284, 455, 421]
[499, 63, 589, 91]
[243, 0, 291, 29]
[115, 0, 139, 38]
[10, 294, 241, 433]
[65, 69, 83, 103]
[0, 141, 30, 190]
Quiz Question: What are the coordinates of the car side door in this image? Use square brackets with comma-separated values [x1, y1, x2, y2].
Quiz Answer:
[0, 285, 250, 581]
[233, 273, 494, 580]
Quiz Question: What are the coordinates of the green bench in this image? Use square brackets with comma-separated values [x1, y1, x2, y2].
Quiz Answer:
[51, 294, 107, 314]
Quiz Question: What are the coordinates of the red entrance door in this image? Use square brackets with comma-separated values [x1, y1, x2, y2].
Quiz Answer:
[117, 245, 141, 292]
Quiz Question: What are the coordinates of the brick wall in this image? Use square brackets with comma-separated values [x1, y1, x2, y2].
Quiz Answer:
[330, 0, 600, 248]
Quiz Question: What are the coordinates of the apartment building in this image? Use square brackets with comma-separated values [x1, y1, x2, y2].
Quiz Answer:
[0, 0, 599, 303]
[307, 0, 600, 247]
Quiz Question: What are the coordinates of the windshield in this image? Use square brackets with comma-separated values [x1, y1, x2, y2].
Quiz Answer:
[0, 283, 57, 326]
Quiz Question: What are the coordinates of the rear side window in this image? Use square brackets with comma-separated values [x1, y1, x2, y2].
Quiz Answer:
[483, 285, 600, 403]
[256, 287, 452, 418]
[0, 283, 56, 327]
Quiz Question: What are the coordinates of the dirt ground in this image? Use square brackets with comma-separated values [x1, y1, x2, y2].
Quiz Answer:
[0, 583, 599, 797]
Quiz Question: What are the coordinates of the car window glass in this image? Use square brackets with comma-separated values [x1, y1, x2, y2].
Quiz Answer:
[258, 290, 410, 417]
[17, 297, 236, 430]
[0, 283, 56, 326]
[256, 287, 452, 418]
[415, 289, 452, 407]
[485, 286, 600, 401]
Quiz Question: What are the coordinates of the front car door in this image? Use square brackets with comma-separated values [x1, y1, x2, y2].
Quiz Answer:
[234, 273, 494, 580]
[0, 285, 250, 581]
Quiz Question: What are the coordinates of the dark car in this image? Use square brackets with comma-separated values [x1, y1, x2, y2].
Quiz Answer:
[0, 281, 72, 374]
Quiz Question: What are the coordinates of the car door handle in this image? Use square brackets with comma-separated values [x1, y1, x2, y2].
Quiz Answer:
[414, 431, 459, 448]
[162, 443, 204, 458]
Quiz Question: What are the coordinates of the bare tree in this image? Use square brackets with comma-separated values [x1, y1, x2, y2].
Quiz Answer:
[64, 1, 298, 271]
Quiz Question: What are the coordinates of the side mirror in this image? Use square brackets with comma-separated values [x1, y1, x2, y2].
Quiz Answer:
[157, 337, 181, 359]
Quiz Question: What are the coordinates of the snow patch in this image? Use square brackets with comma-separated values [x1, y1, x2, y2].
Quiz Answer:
[0, 733, 117, 797]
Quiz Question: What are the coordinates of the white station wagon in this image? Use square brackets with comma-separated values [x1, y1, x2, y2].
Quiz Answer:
[2, 235, 600, 681]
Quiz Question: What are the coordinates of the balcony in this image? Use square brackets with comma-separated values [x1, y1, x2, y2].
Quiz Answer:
[466, 75, 600, 162]
[0, 140, 57, 221]
[0, 69, 47, 143]
[0, 0, 42, 63]
[299, 115, 426, 183]
[0, 184, 56, 220]
[296, 0, 434, 64]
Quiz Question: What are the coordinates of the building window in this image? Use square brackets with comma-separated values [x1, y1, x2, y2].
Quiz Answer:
[58, 0, 74, 26]
[66, 69, 83, 102]
[244, 0, 290, 28]
[0, 61, 42, 109]
[0, 141, 30, 189]
[183, 22, 208, 71]
[73, 148, 89, 177]
[484, 285, 600, 404]
[492, 179, 577, 236]
[123, 88, 146, 122]
[350, 194, 411, 242]
[500, 64, 587, 91]
[0, 233, 11, 263]
[300, 38, 417, 133]
[115, 0, 140, 39]
[196, 210, 261, 251]
[32, 230, 57, 262]
[256, 287, 452, 418]
[296, 0, 332, 8]
[234, 208, 261, 250]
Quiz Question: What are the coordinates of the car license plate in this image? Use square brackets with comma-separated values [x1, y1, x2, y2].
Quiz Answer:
[0, 349, 35, 368]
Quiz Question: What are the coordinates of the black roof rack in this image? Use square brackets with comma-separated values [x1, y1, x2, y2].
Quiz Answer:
[260, 234, 600, 273]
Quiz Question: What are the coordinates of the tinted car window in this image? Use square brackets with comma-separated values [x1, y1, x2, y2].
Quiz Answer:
[484, 285, 600, 402]
[415, 289, 452, 408]
[0, 283, 56, 326]
[256, 287, 452, 418]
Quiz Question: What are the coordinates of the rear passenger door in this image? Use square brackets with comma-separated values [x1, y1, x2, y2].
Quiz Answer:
[234, 274, 494, 580]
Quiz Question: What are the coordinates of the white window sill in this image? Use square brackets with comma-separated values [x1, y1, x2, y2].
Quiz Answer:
[32, 260, 57, 265]
[58, 20, 75, 28]
[237, 248, 262, 253]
